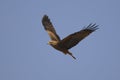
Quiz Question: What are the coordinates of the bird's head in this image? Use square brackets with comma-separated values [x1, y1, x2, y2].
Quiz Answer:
[47, 41, 58, 46]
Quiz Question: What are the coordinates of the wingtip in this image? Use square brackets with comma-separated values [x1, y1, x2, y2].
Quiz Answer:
[42, 14, 50, 24]
[43, 14, 48, 18]
[85, 23, 99, 31]
[42, 14, 52, 30]
[42, 14, 49, 20]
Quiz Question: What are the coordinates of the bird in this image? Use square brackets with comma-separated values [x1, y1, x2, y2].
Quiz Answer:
[42, 15, 98, 59]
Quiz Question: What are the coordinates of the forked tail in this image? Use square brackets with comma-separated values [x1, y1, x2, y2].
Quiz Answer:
[68, 51, 76, 59]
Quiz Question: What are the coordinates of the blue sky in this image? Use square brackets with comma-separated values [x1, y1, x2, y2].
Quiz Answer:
[0, 0, 120, 80]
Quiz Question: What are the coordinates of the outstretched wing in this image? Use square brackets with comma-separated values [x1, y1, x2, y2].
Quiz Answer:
[42, 15, 60, 41]
[58, 23, 98, 49]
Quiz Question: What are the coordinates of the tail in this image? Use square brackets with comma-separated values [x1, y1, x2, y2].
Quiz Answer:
[68, 51, 76, 59]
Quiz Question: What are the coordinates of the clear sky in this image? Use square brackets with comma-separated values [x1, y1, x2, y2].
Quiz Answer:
[0, 0, 120, 80]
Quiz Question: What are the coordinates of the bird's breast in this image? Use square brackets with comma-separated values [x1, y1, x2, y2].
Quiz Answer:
[51, 44, 68, 54]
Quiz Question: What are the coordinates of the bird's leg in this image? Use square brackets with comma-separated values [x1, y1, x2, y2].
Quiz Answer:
[68, 51, 76, 59]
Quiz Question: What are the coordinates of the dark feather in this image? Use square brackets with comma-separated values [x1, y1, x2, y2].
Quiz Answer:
[42, 15, 60, 41]
[58, 23, 98, 49]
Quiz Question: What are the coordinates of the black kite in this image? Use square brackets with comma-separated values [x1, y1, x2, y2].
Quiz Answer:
[42, 15, 98, 59]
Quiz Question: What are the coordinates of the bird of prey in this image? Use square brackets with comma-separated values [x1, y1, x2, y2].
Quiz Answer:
[42, 15, 98, 59]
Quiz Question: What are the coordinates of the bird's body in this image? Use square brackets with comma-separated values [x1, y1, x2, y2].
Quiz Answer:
[42, 15, 98, 59]
[48, 41, 76, 59]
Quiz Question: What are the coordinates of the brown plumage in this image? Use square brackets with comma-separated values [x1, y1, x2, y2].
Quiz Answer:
[42, 15, 98, 59]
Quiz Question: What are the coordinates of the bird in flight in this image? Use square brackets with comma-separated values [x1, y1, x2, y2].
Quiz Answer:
[42, 15, 98, 59]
